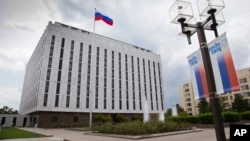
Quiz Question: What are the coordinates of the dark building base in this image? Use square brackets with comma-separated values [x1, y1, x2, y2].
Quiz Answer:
[29, 111, 144, 128]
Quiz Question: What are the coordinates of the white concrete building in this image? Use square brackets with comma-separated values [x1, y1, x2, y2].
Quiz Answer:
[0, 114, 30, 127]
[19, 21, 165, 127]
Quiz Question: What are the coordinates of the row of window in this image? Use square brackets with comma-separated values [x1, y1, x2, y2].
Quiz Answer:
[43, 35, 56, 106]
[95, 47, 100, 109]
[43, 35, 164, 111]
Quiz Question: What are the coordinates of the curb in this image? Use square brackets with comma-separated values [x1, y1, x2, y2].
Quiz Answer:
[84, 129, 203, 140]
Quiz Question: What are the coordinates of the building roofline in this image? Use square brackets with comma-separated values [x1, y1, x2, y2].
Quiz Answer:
[53, 21, 156, 54]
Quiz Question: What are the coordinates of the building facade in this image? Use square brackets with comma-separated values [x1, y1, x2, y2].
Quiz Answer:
[0, 114, 31, 127]
[20, 22, 165, 127]
[179, 67, 250, 115]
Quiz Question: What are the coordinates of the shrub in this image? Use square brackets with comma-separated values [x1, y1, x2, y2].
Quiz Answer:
[198, 113, 214, 124]
[93, 120, 191, 135]
[178, 111, 189, 117]
[222, 112, 240, 122]
[93, 114, 111, 124]
[115, 114, 129, 123]
[144, 121, 165, 134]
[164, 120, 191, 132]
[93, 122, 113, 133]
[166, 116, 186, 123]
[113, 121, 146, 135]
[185, 116, 200, 124]
[131, 114, 143, 122]
[150, 113, 158, 122]
[240, 111, 250, 120]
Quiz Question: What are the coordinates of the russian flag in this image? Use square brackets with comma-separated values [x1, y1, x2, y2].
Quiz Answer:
[95, 11, 113, 26]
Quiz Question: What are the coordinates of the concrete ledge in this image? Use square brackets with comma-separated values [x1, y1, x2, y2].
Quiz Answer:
[84, 129, 203, 140]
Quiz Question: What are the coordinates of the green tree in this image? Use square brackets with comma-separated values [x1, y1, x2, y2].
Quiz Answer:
[176, 104, 184, 113]
[232, 94, 250, 112]
[0, 106, 18, 114]
[165, 104, 188, 117]
[165, 108, 172, 116]
[197, 98, 211, 114]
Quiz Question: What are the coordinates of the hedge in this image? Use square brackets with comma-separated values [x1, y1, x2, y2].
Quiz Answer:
[198, 113, 214, 124]
[93, 120, 191, 135]
[222, 112, 240, 122]
[240, 111, 250, 120]
[166, 111, 249, 124]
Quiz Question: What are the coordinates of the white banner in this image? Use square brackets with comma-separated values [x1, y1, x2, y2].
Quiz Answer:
[187, 33, 240, 99]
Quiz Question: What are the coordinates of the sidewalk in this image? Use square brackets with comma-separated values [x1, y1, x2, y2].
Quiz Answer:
[1, 127, 230, 141]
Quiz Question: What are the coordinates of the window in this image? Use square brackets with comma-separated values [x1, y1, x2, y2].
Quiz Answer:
[86, 97, 89, 108]
[57, 71, 61, 81]
[67, 84, 71, 94]
[243, 92, 250, 97]
[185, 98, 191, 102]
[61, 38, 65, 47]
[66, 96, 70, 107]
[69, 62, 72, 71]
[184, 89, 190, 92]
[239, 78, 247, 84]
[59, 60, 63, 70]
[241, 85, 249, 90]
[56, 83, 60, 94]
[184, 93, 190, 97]
[95, 98, 98, 109]
[183, 83, 189, 88]
[43, 94, 48, 106]
[45, 81, 49, 93]
[48, 57, 52, 68]
[104, 99, 107, 109]
[186, 103, 191, 106]
[55, 95, 59, 107]
[76, 97, 80, 108]
[112, 99, 114, 109]
[60, 48, 64, 58]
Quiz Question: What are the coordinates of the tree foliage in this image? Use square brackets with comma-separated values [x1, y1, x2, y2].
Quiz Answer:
[197, 98, 211, 114]
[232, 95, 250, 112]
[165, 104, 188, 117]
[165, 108, 172, 116]
[0, 106, 18, 114]
[176, 104, 184, 113]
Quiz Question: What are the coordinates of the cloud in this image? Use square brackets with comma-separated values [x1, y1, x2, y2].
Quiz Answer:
[226, 13, 250, 69]
[0, 86, 21, 110]
[0, 46, 32, 73]
[0, 0, 250, 111]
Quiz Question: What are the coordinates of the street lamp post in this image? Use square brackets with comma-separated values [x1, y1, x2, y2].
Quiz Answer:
[169, 0, 226, 141]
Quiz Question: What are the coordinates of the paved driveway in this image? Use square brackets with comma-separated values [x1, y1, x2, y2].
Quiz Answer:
[1, 127, 230, 141]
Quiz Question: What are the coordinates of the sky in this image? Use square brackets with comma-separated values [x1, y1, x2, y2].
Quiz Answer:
[0, 0, 250, 111]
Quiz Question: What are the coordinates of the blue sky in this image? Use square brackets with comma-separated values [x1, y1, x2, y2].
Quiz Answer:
[0, 0, 250, 111]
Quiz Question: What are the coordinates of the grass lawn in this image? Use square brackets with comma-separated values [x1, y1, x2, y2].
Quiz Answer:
[0, 127, 46, 140]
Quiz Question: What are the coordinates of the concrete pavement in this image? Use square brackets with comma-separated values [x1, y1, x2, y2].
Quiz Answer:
[1, 127, 230, 141]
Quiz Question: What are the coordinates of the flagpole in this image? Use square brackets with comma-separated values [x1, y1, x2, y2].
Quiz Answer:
[89, 7, 97, 129]
[93, 8, 96, 33]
